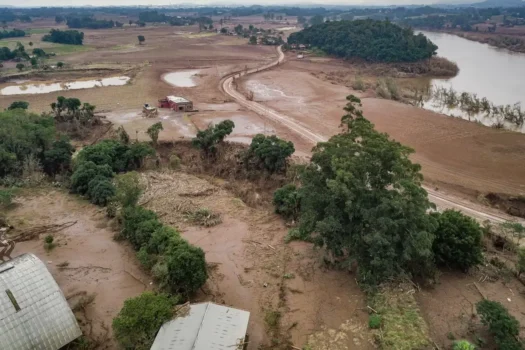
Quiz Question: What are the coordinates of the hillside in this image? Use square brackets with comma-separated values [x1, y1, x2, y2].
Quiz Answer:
[287, 19, 438, 62]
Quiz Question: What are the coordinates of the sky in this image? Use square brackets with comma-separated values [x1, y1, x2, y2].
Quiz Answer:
[1, 0, 475, 7]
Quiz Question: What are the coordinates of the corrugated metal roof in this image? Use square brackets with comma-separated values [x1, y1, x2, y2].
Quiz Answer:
[167, 96, 191, 104]
[150, 302, 250, 350]
[0, 254, 82, 350]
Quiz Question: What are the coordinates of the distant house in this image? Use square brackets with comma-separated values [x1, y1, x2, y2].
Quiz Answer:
[158, 96, 194, 112]
[151, 302, 250, 350]
[0, 254, 82, 350]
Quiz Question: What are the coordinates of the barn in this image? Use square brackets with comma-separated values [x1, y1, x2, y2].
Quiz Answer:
[158, 96, 194, 112]
[0, 254, 82, 350]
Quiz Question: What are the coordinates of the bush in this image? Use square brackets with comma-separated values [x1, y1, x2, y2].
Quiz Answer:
[246, 134, 295, 173]
[518, 248, 525, 276]
[137, 247, 157, 270]
[114, 171, 143, 207]
[453, 340, 476, 350]
[0, 188, 16, 208]
[146, 122, 163, 145]
[166, 244, 208, 295]
[87, 176, 116, 206]
[273, 184, 300, 220]
[70, 161, 113, 195]
[169, 154, 181, 170]
[133, 219, 163, 250]
[368, 314, 382, 329]
[432, 210, 483, 271]
[7, 101, 29, 110]
[121, 206, 158, 249]
[147, 226, 183, 255]
[112, 292, 178, 350]
[476, 300, 522, 350]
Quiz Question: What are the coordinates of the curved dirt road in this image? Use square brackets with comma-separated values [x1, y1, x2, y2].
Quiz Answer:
[221, 46, 520, 224]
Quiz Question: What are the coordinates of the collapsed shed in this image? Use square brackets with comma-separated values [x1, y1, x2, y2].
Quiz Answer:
[150, 302, 250, 350]
[0, 254, 82, 350]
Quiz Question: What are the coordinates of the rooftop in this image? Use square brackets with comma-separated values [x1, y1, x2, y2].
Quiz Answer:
[150, 302, 250, 350]
[167, 96, 191, 104]
[0, 254, 82, 350]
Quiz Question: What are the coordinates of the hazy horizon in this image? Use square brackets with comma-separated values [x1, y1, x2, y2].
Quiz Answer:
[0, 0, 483, 8]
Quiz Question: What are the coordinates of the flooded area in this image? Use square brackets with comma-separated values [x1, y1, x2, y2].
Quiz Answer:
[162, 69, 201, 87]
[0, 76, 130, 96]
[419, 31, 525, 130]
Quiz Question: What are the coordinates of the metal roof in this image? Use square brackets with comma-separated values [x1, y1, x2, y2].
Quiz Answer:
[167, 96, 191, 104]
[0, 254, 82, 350]
[150, 302, 250, 350]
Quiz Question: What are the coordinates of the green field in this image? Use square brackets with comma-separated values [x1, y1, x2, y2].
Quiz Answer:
[27, 28, 55, 34]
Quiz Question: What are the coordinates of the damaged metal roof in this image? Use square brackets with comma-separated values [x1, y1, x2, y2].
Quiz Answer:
[150, 302, 250, 350]
[0, 253, 82, 350]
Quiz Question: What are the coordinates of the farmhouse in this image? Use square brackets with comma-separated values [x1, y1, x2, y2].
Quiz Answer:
[0, 254, 82, 350]
[151, 302, 250, 350]
[158, 95, 194, 112]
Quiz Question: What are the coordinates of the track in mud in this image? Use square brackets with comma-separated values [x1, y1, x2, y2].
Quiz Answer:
[221, 46, 522, 225]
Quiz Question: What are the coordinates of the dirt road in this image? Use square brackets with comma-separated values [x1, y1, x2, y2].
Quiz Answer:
[221, 46, 521, 224]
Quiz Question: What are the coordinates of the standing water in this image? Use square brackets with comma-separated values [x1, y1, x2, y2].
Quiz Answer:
[419, 31, 525, 131]
[162, 70, 201, 87]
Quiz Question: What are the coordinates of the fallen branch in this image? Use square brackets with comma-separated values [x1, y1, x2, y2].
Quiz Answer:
[10, 221, 77, 242]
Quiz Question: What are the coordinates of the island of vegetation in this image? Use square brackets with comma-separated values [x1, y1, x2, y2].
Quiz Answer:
[42, 29, 84, 45]
[288, 19, 437, 62]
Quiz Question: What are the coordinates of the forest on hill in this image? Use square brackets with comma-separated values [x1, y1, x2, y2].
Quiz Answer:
[288, 19, 438, 62]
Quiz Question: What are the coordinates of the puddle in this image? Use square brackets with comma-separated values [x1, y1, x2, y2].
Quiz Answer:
[0, 76, 130, 96]
[163, 69, 201, 87]
[277, 26, 297, 31]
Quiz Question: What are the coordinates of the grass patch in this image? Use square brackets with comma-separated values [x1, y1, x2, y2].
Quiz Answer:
[27, 28, 54, 35]
[185, 32, 218, 39]
[184, 208, 222, 227]
[264, 310, 282, 329]
[369, 286, 430, 350]
[47, 44, 93, 55]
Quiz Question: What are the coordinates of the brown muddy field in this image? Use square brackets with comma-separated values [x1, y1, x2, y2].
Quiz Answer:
[3, 15, 525, 350]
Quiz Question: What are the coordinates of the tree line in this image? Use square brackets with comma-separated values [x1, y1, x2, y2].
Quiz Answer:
[43, 29, 84, 45]
[66, 16, 121, 29]
[288, 19, 438, 63]
[0, 29, 25, 40]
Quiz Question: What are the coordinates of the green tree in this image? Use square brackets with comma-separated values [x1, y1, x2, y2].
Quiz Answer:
[147, 226, 183, 255]
[166, 244, 208, 295]
[16, 63, 24, 71]
[273, 184, 300, 220]
[7, 101, 29, 110]
[432, 210, 483, 271]
[57, 61, 64, 68]
[476, 300, 522, 350]
[453, 340, 476, 350]
[297, 96, 436, 285]
[192, 120, 235, 156]
[246, 134, 295, 173]
[70, 161, 113, 195]
[30, 57, 38, 68]
[87, 176, 116, 206]
[114, 171, 143, 208]
[138, 35, 145, 44]
[518, 248, 525, 277]
[32, 48, 46, 57]
[121, 206, 159, 248]
[309, 15, 325, 26]
[42, 137, 75, 175]
[146, 122, 163, 145]
[249, 35, 257, 44]
[113, 292, 178, 350]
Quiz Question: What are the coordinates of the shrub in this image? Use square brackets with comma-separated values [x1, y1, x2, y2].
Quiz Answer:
[57, 61, 64, 68]
[0, 188, 16, 208]
[352, 76, 366, 91]
[192, 120, 234, 155]
[166, 244, 208, 295]
[7, 101, 29, 110]
[432, 210, 483, 271]
[121, 206, 158, 248]
[518, 248, 525, 276]
[476, 299, 522, 350]
[453, 340, 476, 350]
[87, 176, 116, 206]
[169, 154, 181, 170]
[137, 247, 156, 270]
[112, 292, 178, 350]
[114, 171, 143, 207]
[185, 208, 222, 227]
[133, 219, 163, 250]
[246, 134, 295, 173]
[368, 314, 382, 329]
[273, 184, 300, 220]
[70, 161, 113, 195]
[147, 226, 184, 255]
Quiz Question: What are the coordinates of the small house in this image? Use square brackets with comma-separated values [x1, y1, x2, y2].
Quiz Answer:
[150, 302, 250, 350]
[0, 254, 82, 350]
[158, 96, 194, 112]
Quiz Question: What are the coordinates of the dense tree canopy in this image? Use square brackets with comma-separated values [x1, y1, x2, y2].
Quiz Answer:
[42, 29, 84, 45]
[192, 120, 235, 156]
[66, 16, 115, 29]
[296, 96, 436, 285]
[0, 29, 25, 40]
[245, 134, 295, 173]
[288, 19, 438, 62]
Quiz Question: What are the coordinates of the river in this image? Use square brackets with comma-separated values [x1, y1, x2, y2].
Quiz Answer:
[419, 31, 525, 130]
